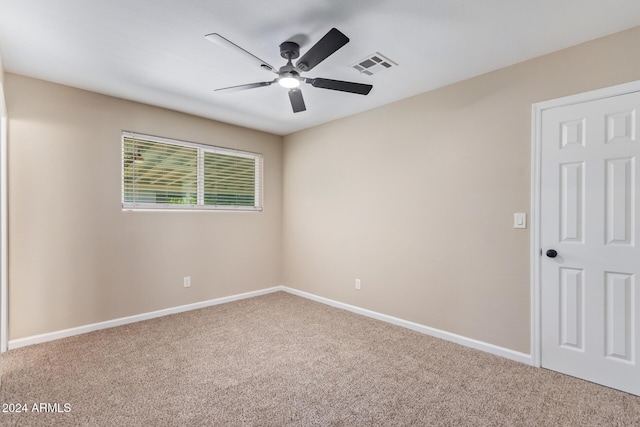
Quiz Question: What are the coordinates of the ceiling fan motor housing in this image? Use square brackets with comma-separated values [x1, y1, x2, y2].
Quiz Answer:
[279, 41, 300, 60]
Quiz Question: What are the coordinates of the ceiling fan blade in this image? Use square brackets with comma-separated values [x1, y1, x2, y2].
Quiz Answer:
[296, 28, 349, 72]
[288, 88, 306, 113]
[215, 81, 275, 93]
[205, 33, 276, 73]
[305, 78, 372, 95]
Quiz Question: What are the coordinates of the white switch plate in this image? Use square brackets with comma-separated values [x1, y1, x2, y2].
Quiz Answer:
[183, 276, 191, 287]
[513, 213, 527, 229]
[355, 278, 361, 290]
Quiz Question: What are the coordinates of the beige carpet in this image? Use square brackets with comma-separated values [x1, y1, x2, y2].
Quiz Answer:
[1, 291, 638, 426]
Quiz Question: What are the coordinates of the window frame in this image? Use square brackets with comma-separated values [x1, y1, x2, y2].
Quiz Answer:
[121, 131, 263, 212]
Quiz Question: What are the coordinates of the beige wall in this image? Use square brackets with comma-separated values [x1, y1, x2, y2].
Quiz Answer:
[282, 26, 640, 353]
[6, 74, 282, 339]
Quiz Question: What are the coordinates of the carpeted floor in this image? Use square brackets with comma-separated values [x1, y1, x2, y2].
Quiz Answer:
[0, 291, 638, 426]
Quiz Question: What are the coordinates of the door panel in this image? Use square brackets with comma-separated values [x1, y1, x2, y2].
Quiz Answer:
[560, 162, 585, 243]
[559, 267, 585, 351]
[540, 91, 640, 396]
[604, 272, 634, 363]
[605, 157, 634, 245]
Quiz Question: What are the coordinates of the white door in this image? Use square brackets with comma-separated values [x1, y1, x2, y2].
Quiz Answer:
[540, 90, 640, 396]
[0, 86, 7, 381]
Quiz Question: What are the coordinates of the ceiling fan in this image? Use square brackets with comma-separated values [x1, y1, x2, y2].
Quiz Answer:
[205, 28, 373, 113]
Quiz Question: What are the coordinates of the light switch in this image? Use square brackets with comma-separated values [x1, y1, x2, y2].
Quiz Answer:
[514, 213, 527, 229]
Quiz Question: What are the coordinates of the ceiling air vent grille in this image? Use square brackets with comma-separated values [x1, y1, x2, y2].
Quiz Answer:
[351, 53, 397, 76]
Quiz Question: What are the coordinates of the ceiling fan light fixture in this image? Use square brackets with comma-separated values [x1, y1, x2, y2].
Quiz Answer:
[278, 72, 300, 88]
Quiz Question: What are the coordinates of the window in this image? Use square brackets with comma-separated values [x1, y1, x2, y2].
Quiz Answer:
[122, 132, 262, 211]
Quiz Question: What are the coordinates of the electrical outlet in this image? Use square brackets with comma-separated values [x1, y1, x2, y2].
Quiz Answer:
[355, 278, 361, 290]
[183, 276, 191, 288]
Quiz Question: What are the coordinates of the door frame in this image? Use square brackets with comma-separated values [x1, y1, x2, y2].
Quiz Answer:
[530, 79, 640, 368]
[0, 81, 6, 353]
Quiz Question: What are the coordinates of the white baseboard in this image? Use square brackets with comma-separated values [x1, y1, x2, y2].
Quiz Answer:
[8, 286, 284, 350]
[281, 286, 533, 366]
[9, 284, 533, 366]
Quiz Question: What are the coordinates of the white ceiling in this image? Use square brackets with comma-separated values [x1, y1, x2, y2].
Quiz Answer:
[1, 0, 640, 136]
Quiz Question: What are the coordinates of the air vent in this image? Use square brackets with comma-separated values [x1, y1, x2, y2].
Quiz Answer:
[351, 52, 398, 76]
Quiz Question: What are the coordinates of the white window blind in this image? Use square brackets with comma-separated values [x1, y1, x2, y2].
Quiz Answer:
[122, 132, 263, 211]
